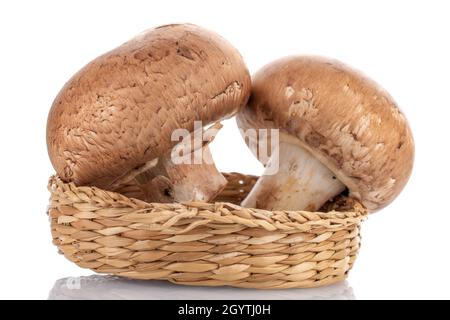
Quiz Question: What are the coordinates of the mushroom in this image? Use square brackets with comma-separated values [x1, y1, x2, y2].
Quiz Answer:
[47, 24, 251, 202]
[237, 56, 414, 212]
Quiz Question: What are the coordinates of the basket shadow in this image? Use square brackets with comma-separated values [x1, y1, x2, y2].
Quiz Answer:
[48, 275, 355, 300]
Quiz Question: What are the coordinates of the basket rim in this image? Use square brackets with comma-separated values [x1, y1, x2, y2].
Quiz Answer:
[48, 174, 367, 233]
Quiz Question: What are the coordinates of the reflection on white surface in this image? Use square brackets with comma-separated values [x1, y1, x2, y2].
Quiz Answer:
[49, 275, 355, 300]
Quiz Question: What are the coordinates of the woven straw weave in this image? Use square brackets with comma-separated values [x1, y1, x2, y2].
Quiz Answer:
[48, 172, 367, 289]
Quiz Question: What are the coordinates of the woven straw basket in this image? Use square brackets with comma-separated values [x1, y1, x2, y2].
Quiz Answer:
[48, 172, 367, 289]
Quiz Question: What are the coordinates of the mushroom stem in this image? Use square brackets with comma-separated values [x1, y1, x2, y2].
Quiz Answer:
[112, 123, 227, 203]
[241, 141, 345, 211]
[155, 146, 227, 202]
[113, 145, 227, 203]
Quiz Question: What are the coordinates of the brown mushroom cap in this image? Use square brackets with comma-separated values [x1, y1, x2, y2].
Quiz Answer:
[47, 24, 250, 189]
[237, 56, 414, 211]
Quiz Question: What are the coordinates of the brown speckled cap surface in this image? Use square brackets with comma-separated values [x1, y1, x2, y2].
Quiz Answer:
[237, 56, 414, 211]
[47, 24, 251, 188]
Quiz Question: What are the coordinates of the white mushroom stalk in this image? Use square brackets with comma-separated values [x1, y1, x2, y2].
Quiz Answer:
[241, 140, 345, 211]
[162, 122, 226, 202]
[156, 143, 227, 202]
[111, 123, 226, 203]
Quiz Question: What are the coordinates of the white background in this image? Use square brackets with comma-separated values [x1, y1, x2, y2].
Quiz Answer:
[0, 0, 449, 299]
